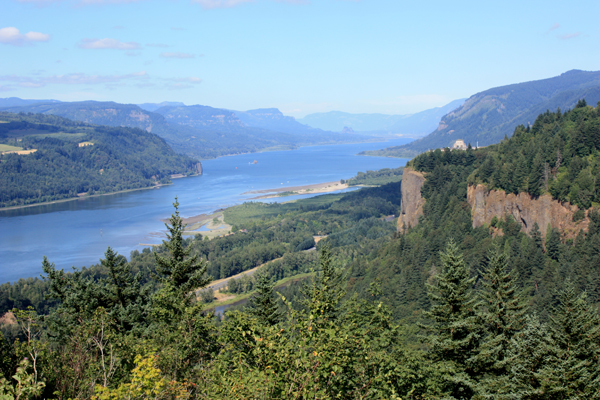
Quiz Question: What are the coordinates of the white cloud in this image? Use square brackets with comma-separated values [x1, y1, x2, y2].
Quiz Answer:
[160, 52, 195, 59]
[559, 32, 581, 40]
[547, 23, 560, 33]
[79, 38, 141, 50]
[0, 71, 147, 87]
[192, 0, 254, 10]
[0, 27, 50, 46]
[170, 77, 202, 83]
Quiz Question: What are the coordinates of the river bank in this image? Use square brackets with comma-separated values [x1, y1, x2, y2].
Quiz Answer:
[243, 181, 349, 200]
[0, 183, 174, 212]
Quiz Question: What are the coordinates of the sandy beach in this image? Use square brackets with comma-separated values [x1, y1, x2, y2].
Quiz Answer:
[243, 181, 349, 200]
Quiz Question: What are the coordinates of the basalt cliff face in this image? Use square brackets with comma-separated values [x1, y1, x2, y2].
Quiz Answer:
[467, 184, 589, 238]
[397, 170, 590, 237]
[397, 168, 426, 231]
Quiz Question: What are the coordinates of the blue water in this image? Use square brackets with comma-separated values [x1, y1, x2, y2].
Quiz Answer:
[0, 139, 411, 283]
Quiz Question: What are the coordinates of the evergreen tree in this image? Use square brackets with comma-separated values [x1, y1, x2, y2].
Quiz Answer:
[303, 244, 345, 324]
[154, 197, 210, 303]
[100, 247, 148, 332]
[247, 272, 280, 326]
[422, 240, 482, 398]
[507, 313, 557, 398]
[0, 331, 15, 381]
[475, 247, 526, 394]
[545, 227, 561, 261]
[512, 154, 528, 194]
[528, 153, 544, 197]
[542, 282, 600, 398]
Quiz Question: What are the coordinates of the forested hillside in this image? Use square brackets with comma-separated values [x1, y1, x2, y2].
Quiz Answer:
[1, 104, 600, 398]
[363, 69, 600, 157]
[0, 112, 199, 208]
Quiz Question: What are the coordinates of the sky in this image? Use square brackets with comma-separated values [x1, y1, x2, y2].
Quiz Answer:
[1, 0, 599, 118]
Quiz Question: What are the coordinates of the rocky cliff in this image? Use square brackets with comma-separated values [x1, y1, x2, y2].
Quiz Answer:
[397, 168, 426, 231]
[396, 169, 591, 238]
[467, 184, 590, 238]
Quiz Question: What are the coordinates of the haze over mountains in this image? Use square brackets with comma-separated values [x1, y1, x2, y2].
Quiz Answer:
[365, 69, 600, 157]
[298, 98, 466, 135]
[3, 70, 598, 162]
[0, 101, 371, 160]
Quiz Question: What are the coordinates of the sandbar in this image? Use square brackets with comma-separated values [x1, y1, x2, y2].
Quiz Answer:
[243, 181, 349, 200]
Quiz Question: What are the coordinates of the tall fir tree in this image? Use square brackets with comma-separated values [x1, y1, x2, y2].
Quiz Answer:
[507, 313, 558, 399]
[154, 197, 210, 304]
[247, 272, 280, 326]
[100, 247, 148, 333]
[542, 282, 600, 398]
[422, 240, 483, 398]
[475, 247, 527, 395]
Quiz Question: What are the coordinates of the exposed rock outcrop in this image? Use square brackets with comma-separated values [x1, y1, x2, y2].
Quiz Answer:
[397, 168, 426, 232]
[467, 184, 589, 239]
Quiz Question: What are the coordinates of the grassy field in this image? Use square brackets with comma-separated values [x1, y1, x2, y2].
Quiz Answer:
[224, 192, 346, 227]
[0, 144, 23, 152]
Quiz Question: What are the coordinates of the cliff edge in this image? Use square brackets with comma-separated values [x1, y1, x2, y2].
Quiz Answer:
[398, 168, 426, 231]
[467, 184, 589, 238]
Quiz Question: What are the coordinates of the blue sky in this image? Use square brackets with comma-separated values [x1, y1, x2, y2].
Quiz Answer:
[1, 0, 599, 117]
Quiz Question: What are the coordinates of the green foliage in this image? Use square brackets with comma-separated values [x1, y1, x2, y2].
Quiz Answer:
[0, 112, 199, 208]
[475, 247, 527, 394]
[344, 166, 404, 186]
[154, 198, 210, 300]
[366, 70, 600, 155]
[246, 272, 280, 326]
[0, 358, 45, 400]
[421, 241, 482, 398]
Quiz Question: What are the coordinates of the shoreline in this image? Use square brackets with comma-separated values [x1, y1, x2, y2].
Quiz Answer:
[0, 173, 203, 212]
[243, 181, 349, 200]
[0, 184, 171, 212]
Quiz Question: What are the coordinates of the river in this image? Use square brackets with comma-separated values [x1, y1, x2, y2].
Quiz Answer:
[0, 139, 411, 283]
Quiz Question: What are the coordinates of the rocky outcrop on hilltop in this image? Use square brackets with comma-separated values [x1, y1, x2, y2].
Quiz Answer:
[195, 162, 203, 175]
[467, 184, 590, 238]
[397, 168, 426, 231]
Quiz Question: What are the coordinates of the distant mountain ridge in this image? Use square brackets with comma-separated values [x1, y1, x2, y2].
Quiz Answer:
[297, 99, 465, 134]
[138, 101, 186, 112]
[0, 99, 374, 159]
[234, 108, 329, 136]
[366, 69, 600, 157]
[0, 97, 61, 108]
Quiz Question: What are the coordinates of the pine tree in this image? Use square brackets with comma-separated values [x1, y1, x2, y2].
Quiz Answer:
[247, 272, 280, 326]
[303, 244, 345, 324]
[542, 283, 600, 398]
[101, 247, 148, 332]
[528, 153, 544, 197]
[154, 197, 210, 302]
[507, 313, 557, 398]
[475, 247, 526, 394]
[545, 227, 561, 261]
[422, 240, 482, 398]
[512, 154, 528, 194]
